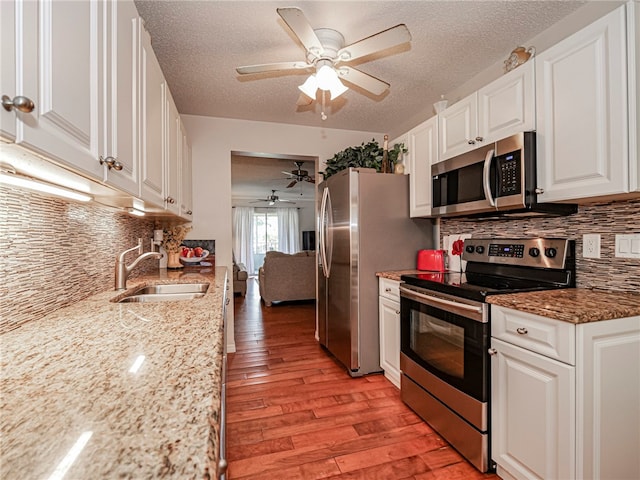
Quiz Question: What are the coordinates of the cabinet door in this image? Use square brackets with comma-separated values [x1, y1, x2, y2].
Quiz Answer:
[408, 116, 437, 217]
[180, 119, 193, 219]
[101, 0, 139, 196]
[438, 92, 478, 160]
[576, 317, 640, 480]
[18, 0, 103, 179]
[536, 5, 629, 202]
[491, 338, 575, 480]
[478, 60, 535, 143]
[139, 25, 166, 207]
[1, 0, 17, 141]
[379, 296, 401, 388]
[165, 92, 180, 215]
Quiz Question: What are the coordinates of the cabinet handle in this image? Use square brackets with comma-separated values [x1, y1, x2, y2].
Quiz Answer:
[488, 348, 497, 356]
[535, 187, 544, 194]
[516, 327, 528, 335]
[99, 156, 123, 171]
[166, 196, 176, 204]
[467, 139, 476, 145]
[475, 136, 484, 142]
[385, 287, 392, 292]
[395, 310, 400, 315]
[2, 94, 35, 113]
[186, 210, 192, 215]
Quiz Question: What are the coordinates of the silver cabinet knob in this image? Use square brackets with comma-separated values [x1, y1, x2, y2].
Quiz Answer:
[395, 310, 400, 315]
[516, 327, 528, 335]
[535, 187, 545, 194]
[2, 94, 35, 113]
[166, 196, 176, 204]
[488, 348, 497, 356]
[467, 139, 476, 145]
[186, 210, 192, 215]
[385, 287, 391, 292]
[475, 136, 484, 142]
[99, 156, 123, 171]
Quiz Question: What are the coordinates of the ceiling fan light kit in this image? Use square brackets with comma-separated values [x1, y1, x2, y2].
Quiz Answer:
[236, 7, 411, 119]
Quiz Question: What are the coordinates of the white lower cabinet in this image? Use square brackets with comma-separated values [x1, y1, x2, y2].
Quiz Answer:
[378, 277, 401, 388]
[491, 305, 640, 480]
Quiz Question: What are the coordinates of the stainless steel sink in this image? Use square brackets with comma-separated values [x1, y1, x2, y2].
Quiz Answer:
[115, 282, 210, 303]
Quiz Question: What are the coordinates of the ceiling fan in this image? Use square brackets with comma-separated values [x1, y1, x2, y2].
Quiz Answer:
[236, 7, 411, 102]
[283, 161, 315, 188]
[250, 190, 296, 206]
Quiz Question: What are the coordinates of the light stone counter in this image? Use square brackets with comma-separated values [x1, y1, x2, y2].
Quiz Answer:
[487, 288, 640, 323]
[0, 266, 228, 479]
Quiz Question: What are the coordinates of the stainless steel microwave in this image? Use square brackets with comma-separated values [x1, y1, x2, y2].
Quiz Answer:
[431, 131, 576, 218]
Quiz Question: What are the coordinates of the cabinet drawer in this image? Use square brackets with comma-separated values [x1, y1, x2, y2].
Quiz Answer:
[379, 278, 401, 302]
[492, 305, 575, 365]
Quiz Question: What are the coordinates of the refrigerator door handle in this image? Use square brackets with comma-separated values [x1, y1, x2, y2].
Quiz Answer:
[319, 186, 331, 277]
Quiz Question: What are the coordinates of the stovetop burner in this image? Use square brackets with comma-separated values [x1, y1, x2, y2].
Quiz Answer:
[401, 238, 576, 302]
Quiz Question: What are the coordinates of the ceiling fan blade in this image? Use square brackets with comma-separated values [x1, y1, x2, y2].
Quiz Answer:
[277, 7, 323, 58]
[305, 177, 316, 184]
[286, 180, 298, 188]
[281, 171, 296, 177]
[338, 66, 390, 96]
[337, 24, 411, 63]
[236, 61, 311, 75]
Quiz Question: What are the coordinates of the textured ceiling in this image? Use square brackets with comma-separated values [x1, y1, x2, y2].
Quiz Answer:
[134, 0, 587, 135]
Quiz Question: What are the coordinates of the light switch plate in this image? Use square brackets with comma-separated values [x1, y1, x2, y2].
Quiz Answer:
[615, 234, 640, 259]
[583, 234, 601, 259]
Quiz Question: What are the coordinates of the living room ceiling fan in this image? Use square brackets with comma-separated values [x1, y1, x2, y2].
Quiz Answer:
[250, 190, 296, 206]
[235, 7, 411, 103]
[283, 161, 315, 188]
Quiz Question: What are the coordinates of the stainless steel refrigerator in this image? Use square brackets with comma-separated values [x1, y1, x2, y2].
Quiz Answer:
[317, 168, 434, 376]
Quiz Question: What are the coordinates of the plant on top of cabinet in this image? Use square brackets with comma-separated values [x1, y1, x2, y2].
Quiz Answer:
[321, 138, 407, 180]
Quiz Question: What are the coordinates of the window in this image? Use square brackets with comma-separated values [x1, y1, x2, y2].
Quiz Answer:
[253, 210, 278, 272]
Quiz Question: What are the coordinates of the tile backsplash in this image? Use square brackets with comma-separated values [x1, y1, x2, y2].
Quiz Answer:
[1, 186, 156, 333]
[441, 198, 640, 293]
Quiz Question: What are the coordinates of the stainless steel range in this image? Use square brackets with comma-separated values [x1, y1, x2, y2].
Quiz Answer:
[399, 238, 576, 472]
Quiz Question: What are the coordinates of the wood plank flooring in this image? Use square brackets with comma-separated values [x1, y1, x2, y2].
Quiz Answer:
[226, 279, 500, 479]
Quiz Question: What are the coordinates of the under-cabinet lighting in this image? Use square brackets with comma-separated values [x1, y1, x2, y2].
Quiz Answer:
[129, 355, 146, 374]
[0, 168, 92, 202]
[128, 208, 145, 217]
[47, 431, 93, 480]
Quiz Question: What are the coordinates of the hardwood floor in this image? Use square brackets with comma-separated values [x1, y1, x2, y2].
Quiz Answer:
[226, 279, 500, 479]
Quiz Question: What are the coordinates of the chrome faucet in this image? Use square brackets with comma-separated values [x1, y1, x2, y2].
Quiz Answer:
[115, 238, 162, 290]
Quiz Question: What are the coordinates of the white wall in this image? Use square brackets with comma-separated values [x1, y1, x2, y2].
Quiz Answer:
[181, 115, 382, 351]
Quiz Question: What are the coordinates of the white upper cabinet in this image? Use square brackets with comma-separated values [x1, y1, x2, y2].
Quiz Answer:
[1, 1, 17, 141]
[438, 92, 478, 160]
[180, 120, 193, 219]
[477, 59, 535, 144]
[408, 116, 438, 217]
[535, 4, 630, 202]
[139, 23, 167, 208]
[12, 0, 103, 179]
[165, 92, 180, 215]
[438, 60, 535, 161]
[100, 0, 140, 196]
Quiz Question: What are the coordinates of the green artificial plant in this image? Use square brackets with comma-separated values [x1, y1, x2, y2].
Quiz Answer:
[320, 138, 408, 180]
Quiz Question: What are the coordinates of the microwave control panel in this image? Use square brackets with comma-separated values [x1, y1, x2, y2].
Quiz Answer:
[496, 151, 521, 196]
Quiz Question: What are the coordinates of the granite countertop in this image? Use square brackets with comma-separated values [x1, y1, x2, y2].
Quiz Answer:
[488, 288, 640, 324]
[0, 266, 228, 479]
[376, 270, 423, 282]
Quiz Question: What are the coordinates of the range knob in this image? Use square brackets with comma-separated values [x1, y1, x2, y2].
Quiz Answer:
[545, 247, 557, 258]
[466, 245, 475, 254]
[529, 247, 540, 257]
[475, 245, 485, 254]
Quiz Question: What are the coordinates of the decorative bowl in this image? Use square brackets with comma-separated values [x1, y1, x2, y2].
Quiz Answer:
[180, 249, 209, 263]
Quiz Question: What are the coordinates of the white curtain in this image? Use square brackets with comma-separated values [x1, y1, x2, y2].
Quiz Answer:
[232, 206, 255, 275]
[277, 207, 300, 254]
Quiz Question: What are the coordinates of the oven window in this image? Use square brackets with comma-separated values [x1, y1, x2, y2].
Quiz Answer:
[410, 312, 464, 379]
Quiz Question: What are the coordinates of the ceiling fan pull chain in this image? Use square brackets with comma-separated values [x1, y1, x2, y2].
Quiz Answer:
[321, 90, 327, 121]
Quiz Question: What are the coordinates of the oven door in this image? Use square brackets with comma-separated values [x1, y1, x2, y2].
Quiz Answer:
[400, 285, 489, 402]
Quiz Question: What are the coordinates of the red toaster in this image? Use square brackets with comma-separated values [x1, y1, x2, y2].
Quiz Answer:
[417, 249, 446, 271]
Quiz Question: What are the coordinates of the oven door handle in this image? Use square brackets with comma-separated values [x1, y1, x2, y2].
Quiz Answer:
[400, 286, 485, 316]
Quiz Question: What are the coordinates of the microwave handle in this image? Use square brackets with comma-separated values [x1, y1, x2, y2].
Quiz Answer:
[482, 148, 496, 207]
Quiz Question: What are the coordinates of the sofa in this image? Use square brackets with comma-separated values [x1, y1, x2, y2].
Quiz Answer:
[233, 261, 248, 296]
[258, 251, 316, 306]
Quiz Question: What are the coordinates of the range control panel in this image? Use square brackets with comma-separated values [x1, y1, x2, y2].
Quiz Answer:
[462, 238, 574, 269]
